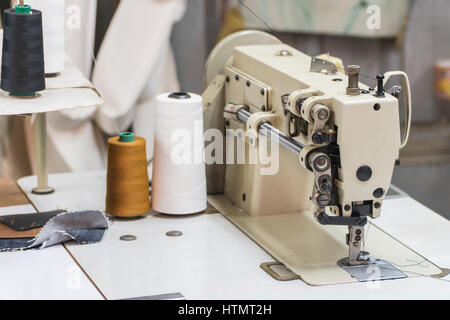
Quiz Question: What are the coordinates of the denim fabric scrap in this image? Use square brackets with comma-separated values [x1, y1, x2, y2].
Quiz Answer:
[66, 229, 106, 244]
[0, 210, 109, 251]
[0, 238, 33, 251]
[29, 210, 109, 249]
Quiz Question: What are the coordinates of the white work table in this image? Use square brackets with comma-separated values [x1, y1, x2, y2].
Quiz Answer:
[1, 171, 448, 299]
[66, 203, 450, 300]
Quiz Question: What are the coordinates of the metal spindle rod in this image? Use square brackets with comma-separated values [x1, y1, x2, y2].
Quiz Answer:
[32, 113, 55, 195]
[237, 109, 304, 155]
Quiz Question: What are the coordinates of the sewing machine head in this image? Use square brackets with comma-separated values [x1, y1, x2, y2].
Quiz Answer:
[203, 31, 411, 266]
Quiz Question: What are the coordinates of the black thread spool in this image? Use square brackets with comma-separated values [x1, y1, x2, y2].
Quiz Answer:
[1, 4, 45, 98]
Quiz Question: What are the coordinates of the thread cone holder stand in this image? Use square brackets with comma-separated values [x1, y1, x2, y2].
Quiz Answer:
[0, 56, 103, 198]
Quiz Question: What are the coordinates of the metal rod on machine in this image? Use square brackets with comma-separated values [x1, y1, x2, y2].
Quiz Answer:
[237, 109, 305, 155]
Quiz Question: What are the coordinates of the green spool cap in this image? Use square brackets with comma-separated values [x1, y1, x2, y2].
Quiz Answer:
[15, 4, 32, 14]
[11, 92, 36, 97]
[119, 132, 135, 143]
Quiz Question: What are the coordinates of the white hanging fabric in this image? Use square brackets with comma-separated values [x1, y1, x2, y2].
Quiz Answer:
[43, 0, 104, 173]
[65, 0, 97, 77]
[93, 0, 186, 161]
[27, 0, 66, 75]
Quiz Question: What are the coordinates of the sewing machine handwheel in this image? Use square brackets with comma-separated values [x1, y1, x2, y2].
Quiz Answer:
[205, 30, 281, 86]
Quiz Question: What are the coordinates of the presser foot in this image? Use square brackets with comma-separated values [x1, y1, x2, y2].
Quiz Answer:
[347, 225, 369, 266]
[337, 256, 407, 282]
[341, 226, 407, 281]
[340, 251, 371, 267]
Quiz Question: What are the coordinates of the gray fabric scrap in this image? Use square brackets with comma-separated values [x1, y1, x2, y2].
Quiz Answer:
[29, 210, 108, 249]
[0, 210, 109, 252]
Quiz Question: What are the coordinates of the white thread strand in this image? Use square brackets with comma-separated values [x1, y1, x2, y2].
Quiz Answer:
[29, 0, 65, 74]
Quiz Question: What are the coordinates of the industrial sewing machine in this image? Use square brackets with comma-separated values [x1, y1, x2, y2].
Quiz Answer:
[203, 30, 414, 282]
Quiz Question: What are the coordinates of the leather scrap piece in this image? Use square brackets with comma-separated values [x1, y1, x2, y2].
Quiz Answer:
[0, 224, 42, 239]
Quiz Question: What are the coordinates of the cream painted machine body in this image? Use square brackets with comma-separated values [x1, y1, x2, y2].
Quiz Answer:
[203, 31, 411, 265]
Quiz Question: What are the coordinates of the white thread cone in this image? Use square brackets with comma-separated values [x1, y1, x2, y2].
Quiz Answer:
[152, 93, 207, 215]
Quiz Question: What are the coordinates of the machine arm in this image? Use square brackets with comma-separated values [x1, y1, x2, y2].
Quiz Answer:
[236, 108, 305, 155]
